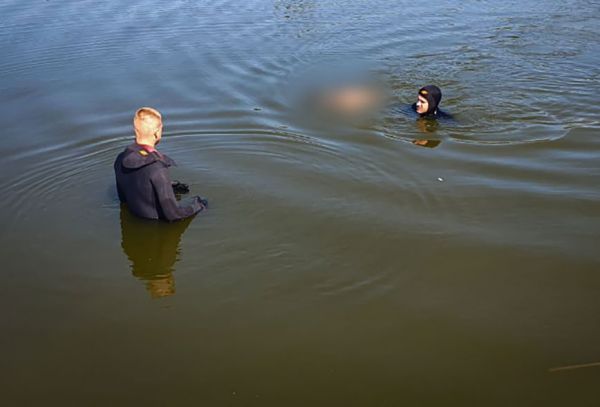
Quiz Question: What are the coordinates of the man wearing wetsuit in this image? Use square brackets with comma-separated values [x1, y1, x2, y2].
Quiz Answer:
[410, 85, 452, 148]
[114, 107, 207, 221]
[412, 85, 451, 119]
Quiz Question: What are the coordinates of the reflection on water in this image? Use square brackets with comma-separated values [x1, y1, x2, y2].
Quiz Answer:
[415, 117, 440, 134]
[413, 117, 442, 148]
[412, 138, 441, 148]
[377, 102, 445, 147]
[120, 205, 191, 299]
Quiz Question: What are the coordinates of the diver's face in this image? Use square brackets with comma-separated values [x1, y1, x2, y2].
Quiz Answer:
[416, 95, 429, 114]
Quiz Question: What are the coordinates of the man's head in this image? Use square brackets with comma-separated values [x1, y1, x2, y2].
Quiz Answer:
[415, 85, 442, 115]
[134, 107, 163, 146]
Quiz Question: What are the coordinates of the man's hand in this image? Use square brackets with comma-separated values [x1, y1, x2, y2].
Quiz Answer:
[172, 180, 190, 194]
[195, 196, 208, 209]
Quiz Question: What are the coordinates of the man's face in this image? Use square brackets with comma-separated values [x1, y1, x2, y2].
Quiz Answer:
[416, 95, 429, 114]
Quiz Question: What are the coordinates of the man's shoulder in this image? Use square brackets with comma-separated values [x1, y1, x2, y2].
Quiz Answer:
[115, 143, 136, 162]
[159, 152, 177, 167]
[436, 109, 454, 120]
[119, 145, 167, 171]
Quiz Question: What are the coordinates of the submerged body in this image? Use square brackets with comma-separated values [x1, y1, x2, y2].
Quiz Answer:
[114, 143, 205, 221]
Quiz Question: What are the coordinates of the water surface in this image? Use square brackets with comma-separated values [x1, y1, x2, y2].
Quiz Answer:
[1, 0, 599, 405]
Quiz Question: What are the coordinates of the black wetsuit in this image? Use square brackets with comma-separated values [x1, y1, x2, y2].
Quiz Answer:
[412, 85, 453, 120]
[114, 143, 205, 221]
[411, 103, 453, 120]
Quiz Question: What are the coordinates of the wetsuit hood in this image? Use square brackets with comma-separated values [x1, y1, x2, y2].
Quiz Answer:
[418, 85, 442, 115]
[121, 143, 176, 169]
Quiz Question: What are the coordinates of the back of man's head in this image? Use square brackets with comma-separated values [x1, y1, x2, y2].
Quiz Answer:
[134, 107, 162, 144]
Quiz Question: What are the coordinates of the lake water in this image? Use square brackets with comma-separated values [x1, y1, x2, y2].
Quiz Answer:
[1, 0, 599, 405]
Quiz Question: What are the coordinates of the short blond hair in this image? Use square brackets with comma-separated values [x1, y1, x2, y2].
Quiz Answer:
[133, 107, 162, 138]
[134, 107, 162, 124]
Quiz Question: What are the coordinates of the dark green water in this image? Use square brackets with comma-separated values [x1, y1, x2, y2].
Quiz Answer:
[1, 0, 599, 405]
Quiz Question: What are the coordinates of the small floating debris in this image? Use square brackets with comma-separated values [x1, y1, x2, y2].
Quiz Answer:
[437, 177, 444, 182]
[253, 107, 262, 111]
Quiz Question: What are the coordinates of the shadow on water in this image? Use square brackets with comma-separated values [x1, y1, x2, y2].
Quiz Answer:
[119, 205, 192, 299]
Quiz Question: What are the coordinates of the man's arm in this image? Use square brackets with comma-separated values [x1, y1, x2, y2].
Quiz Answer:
[150, 167, 205, 222]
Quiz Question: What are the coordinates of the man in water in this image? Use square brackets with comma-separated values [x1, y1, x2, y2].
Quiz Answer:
[411, 85, 451, 148]
[413, 85, 451, 119]
[114, 107, 207, 221]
